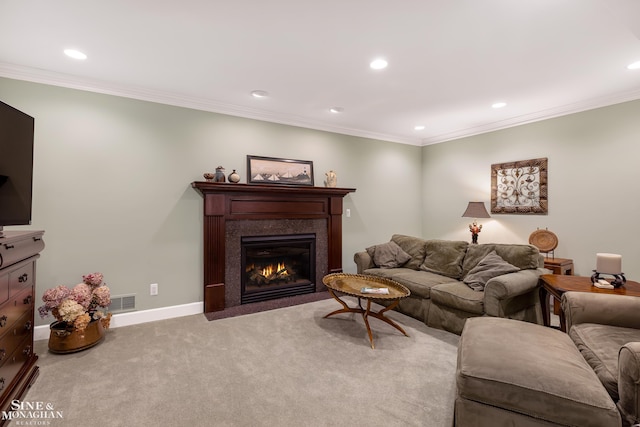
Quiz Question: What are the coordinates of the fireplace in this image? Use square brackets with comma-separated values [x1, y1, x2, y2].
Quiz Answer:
[191, 182, 355, 313]
[241, 234, 316, 304]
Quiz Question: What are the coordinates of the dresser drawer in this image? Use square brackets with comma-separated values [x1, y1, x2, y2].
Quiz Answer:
[0, 336, 33, 396]
[8, 260, 34, 297]
[0, 233, 44, 269]
[0, 310, 33, 366]
[0, 287, 34, 341]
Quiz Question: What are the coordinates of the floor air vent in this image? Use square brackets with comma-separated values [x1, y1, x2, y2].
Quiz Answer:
[108, 294, 136, 313]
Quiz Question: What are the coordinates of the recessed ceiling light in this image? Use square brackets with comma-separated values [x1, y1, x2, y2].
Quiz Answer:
[251, 90, 269, 98]
[627, 61, 640, 70]
[64, 49, 87, 60]
[492, 102, 507, 109]
[414, 125, 425, 131]
[330, 107, 344, 114]
[370, 59, 388, 70]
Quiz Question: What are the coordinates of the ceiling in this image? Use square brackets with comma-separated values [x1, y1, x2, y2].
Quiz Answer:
[1, 0, 640, 146]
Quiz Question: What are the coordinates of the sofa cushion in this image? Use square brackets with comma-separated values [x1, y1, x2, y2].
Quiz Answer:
[570, 323, 640, 401]
[458, 317, 621, 427]
[363, 267, 415, 282]
[363, 268, 455, 299]
[419, 240, 468, 279]
[390, 234, 427, 270]
[461, 244, 539, 278]
[430, 282, 484, 315]
[463, 251, 520, 291]
[366, 241, 411, 268]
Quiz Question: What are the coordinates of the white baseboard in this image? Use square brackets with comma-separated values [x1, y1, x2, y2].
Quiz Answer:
[34, 301, 204, 341]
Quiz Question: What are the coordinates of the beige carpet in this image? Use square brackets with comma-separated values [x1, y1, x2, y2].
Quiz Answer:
[18, 298, 459, 426]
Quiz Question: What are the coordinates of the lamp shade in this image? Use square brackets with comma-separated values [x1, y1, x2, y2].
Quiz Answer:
[462, 202, 490, 219]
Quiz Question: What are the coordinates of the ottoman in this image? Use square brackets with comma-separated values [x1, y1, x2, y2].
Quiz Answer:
[455, 317, 621, 427]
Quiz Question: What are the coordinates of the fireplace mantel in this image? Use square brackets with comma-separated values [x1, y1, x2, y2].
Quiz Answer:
[192, 182, 356, 313]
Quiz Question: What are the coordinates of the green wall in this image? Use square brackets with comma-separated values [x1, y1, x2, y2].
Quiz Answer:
[421, 99, 640, 280]
[0, 77, 423, 326]
[6, 75, 638, 327]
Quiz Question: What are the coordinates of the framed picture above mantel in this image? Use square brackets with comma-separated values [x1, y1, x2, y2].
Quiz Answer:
[247, 155, 314, 186]
[491, 157, 548, 214]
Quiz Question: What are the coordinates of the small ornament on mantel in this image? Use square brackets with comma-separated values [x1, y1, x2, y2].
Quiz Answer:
[228, 169, 240, 183]
[203, 172, 215, 182]
[324, 170, 337, 187]
[214, 166, 226, 183]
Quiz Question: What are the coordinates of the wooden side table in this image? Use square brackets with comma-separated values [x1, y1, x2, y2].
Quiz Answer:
[539, 274, 640, 331]
[543, 257, 574, 315]
[544, 257, 574, 275]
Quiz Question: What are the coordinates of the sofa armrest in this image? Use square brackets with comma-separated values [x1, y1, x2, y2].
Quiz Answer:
[354, 251, 374, 274]
[618, 342, 640, 427]
[561, 292, 640, 332]
[483, 268, 544, 317]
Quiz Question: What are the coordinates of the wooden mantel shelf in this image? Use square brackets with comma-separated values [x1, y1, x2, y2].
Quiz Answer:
[191, 181, 356, 313]
[191, 181, 356, 197]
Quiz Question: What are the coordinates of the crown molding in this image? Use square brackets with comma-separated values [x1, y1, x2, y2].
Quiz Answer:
[421, 88, 640, 145]
[0, 63, 419, 146]
[3, 62, 639, 148]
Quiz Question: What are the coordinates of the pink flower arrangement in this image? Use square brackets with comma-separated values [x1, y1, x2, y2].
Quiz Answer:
[39, 272, 112, 331]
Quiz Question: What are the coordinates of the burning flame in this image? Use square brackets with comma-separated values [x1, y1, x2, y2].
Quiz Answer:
[261, 262, 288, 277]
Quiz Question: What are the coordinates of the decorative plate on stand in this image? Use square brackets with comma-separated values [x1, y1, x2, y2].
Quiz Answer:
[529, 229, 558, 253]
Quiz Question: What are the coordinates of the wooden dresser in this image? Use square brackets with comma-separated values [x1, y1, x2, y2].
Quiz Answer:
[0, 230, 44, 417]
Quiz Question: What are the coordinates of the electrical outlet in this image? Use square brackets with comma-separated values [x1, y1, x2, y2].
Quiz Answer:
[346, 209, 351, 218]
[150, 283, 158, 296]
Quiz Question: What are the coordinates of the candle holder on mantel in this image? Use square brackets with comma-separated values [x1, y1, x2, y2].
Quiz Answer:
[591, 271, 626, 288]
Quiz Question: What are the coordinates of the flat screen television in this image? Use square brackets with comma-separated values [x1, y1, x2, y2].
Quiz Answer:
[0, 100, 35, 237]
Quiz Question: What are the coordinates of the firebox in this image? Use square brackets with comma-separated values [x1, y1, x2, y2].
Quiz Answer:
[241, 234, 316, 304]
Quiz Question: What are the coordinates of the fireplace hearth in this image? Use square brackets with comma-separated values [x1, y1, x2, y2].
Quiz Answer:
[242, 234, 316, 304]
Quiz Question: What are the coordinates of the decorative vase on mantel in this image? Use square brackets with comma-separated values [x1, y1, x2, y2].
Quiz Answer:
[214, 166, 226, 183]
[228, 169, 240, 183]
[48, 318, 106, 354]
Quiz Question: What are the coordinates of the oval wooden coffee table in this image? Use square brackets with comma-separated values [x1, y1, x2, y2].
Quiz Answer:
[322, 273, 411, 349]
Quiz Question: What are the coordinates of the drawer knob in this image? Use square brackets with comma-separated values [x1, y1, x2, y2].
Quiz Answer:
[23, 295, 33, 305]
[3, 244, 14, 250]
[24, 321, 32, 331]
[18, 273, 29, 283]
[0, 315, 6, 328]
[0, 378, 4, 391]
[23, 345, 31, 356]
[0, 349, 5, 361]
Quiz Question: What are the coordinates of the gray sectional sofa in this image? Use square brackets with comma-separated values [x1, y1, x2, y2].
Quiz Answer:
[354, 234, 547, 334]
[454, 291, 640, 426]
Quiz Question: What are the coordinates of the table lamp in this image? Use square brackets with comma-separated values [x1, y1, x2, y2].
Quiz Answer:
[462, 202, 490, 244]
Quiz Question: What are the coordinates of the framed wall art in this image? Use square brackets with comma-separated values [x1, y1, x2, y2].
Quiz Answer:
[491, 157, 548, 214]
[247, 155, 314, 186]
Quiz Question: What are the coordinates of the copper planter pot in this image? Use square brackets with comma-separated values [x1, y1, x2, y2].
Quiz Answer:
[48, 319, 105, 354]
